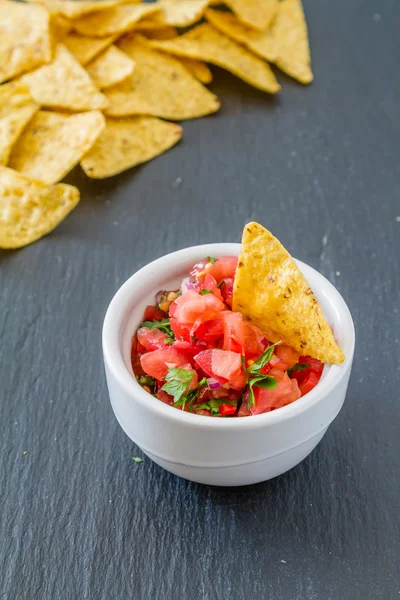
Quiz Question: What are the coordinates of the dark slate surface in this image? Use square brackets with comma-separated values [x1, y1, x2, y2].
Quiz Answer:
[1, 0, 400, 598]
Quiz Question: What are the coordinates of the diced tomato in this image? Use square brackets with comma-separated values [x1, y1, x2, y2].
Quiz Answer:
[195, 349, 246, 390]
[170, 316, 191, 342]
[251, 371, 301, 415]
[201, 274, 223, 301]
[195, 318, 224, 343]
[238, 403, 251, 417]
[219, 404, 237, 416]
[222, 311, 244, 354]
[290, 355, 324, 392]
[275, 344, 300, 370]
[243, 322, 266, 358]
[173, 340, 204, 358]
[173, 289, 206, 324]
[140, 347, 190, 380]
[190, 256, 238, 284]
[143, 305, 167, 322]
[131, 348, 146, 377]
[299, 371, 320, 396]
[220, 277, 233, 307]
[208, 257, 238, 283]
[137, 327, 168, 351]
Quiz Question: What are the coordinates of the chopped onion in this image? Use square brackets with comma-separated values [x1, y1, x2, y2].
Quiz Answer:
[181, 277, 195, 294]
[207, 377, 222, 390]
[155, 290, 164, 304]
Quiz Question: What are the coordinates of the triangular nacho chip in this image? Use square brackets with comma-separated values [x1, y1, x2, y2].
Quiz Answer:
[50, 13, 72, 42]
[138, 25, 179, 40]
[86, 46, 135, 89]
[232, 222, 345, 364]
[149, 23, 280, 94]
[22, 44, 108, 111]
[105, 36, 220, 120]
[81, 117, 182, 178]
[205, 8, 278, 63]
[135, 20, 178, 35]
[72, 3, 160, 37]
[0, 1, 52, 84]
[43, 0, 133, 20]
[224, 0, 278, 30]
[0, 82, 39, 166]
[179, 58, 213, 84]
[9, 110, 105, 184]
[63, 32, 117, 65]
[0, 166, 79, 249]
[146, 0, 210, 28]
[272, 0, 313, 84]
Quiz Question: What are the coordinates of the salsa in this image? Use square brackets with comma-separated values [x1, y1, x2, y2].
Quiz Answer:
[131, 256, 324, 417]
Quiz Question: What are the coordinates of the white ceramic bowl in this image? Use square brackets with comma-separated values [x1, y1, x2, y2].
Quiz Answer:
[103, 244, 355, 486]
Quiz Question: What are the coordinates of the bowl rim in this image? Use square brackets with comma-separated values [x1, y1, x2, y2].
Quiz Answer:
[103, 243, 355, 431]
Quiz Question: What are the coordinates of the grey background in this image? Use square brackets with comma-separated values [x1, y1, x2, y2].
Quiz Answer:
[1, 0, 400, 598]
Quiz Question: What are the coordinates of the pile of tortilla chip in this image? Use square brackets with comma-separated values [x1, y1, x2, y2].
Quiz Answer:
[0, 0, 313, 249]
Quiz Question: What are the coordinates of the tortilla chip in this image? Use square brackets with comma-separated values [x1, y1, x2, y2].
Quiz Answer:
[106, 36, 220, 120]
[22, 44, 108, 111]
[179, 58, 213, 84]
[233, 222, 345, 364]
[146, 0, 210, 28]
[0, 82, 39, 166]
[81, 117, 182, 178]
[272, 0, 313, 84]
[0, 1, 52, 84]
[86, 45, 135, 89]
[9, 110, 105, 184]
[72, 3, 160, 37]
[50, 13, 72, 41]
[43, 0, 133, 20]
[0, 166, 79, 249]
[150, 24, 280, 94]
[205, 8, 278, 63]
[138, 25, 179, 40]
[63, 32, 117, 65]
[224, 0, 278, 30]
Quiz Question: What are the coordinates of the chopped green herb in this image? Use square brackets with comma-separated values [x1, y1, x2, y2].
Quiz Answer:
[207, 256, 217, 264]
[247, 341, 281, 374]
[198, 377, 207, 387]
[201, 289, 213, 295]
[287, 362, 310, 376]
[163, 338, 174, 345]
[195, 398, 236, 415]
[131, 457, 143, 463]
[162, 367, 193, 407]
[140, 318, 174, 340]
[175, 290, 182, 297]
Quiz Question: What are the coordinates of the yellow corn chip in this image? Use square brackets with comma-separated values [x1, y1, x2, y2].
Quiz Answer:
[179, 58, 213, 84]
[9, 110, 105, 184]
[50, 13, 72, 41]
[138, 25, 179, 40]
[72, 3, 160, 37]
[22, 44, 108, 111]
[147, 0, 210, 28]
[0, 1, 52, 84]
[150, 23, 280, 94]
[106, 36, 220, 120]
[272, 0, 313, 84]
[224, 0, 278, 30]
[81, 116, 182, 178]
[43, 0, 134, 20]
[0, 82, 39, 166]
[0, 166, 79, 249]
[205, 8, 278, 63]
[86, 45, 135, 89]
[63, 32, 117, 65]
[233, 222, 345, 364]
